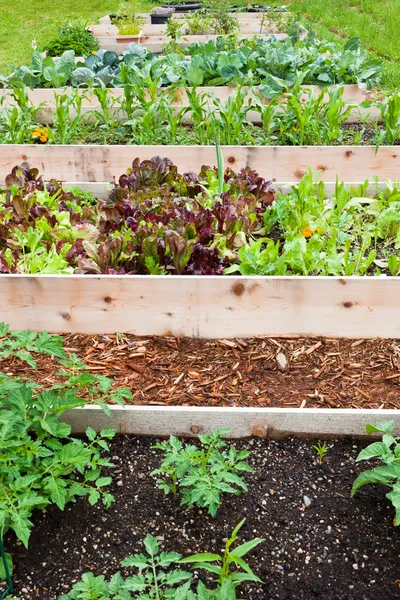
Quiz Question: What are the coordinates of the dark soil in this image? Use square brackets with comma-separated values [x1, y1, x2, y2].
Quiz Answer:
[4, 436, 400, 599]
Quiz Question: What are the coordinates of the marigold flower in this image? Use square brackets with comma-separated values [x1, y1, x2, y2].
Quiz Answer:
[302, 226, 313, 238]
[32, 128, 49, 143]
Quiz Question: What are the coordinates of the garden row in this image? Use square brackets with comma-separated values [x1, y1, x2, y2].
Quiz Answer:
[2, 325, 400, 599]
[2, 5, 400, 599]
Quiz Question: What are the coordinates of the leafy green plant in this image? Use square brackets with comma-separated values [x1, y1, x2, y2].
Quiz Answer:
[152, 429, 253, 516]
[180, 519, 264, 587]
[55, 353, 131, 416]
[58, 527, 263, 599]
[44, 23, 99, 57]
[58, 572, 130, 600]
[0, 378, 116, 575]
[377, 93, 400, 146]
[115, 0, 146, 35]
[313, 441, 329, 465]
[0, 322, 65, 368]
[352, 421, 400, 525]
[121, 535, 193, 598]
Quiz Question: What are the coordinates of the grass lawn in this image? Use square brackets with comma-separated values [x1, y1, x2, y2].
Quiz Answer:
[0, 0, 151, 73]
[284, 0, 400, 91]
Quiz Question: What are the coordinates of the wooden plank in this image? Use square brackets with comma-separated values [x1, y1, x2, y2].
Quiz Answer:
[1, 276, 400, 338]
[0, 145, 398, 183]
[62, 405, 400, 439]
[0, 84, 367, 105]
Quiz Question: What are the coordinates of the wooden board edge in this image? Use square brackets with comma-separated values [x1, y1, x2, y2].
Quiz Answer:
[62, 405, 400, 439]
[1, 145, 400, 184]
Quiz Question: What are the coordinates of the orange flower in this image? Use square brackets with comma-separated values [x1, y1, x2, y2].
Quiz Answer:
[32, 128, 49, 143]
[302, 227, 313, 238]
[316, 227, 322, 233]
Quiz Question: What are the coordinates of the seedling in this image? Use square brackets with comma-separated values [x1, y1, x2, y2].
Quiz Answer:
[152, 429, 253, 516]
[59, 528, 263, 599]
[352, 420, 400, 526]
[180, 518, 264, 587]
[313, 441, 330, 465]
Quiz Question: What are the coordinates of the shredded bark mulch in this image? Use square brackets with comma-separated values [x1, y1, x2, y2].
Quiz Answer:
[3, 334, 400, 410]
[5, 436, 400, 599]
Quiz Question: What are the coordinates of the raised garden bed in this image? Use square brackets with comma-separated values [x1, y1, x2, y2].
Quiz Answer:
[97, 32, 293, 52]
[0, 85, 375, 127]
[5, 434, 400, 599]
[1, 37, 380, 92]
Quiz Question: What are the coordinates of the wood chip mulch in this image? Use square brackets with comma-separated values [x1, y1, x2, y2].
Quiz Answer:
[3, 334, 400, 409]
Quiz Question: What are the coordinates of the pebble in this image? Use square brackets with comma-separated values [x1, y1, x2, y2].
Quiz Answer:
[303, 495, 312, 507]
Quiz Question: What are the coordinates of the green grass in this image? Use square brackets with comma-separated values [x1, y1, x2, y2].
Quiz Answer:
[0, 0, 152, 73]
[284, 0, 400, 91]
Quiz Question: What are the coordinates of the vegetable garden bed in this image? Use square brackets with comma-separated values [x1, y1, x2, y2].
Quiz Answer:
[0, 84, 376, 126]
[2, 7, 400, 600]
[5, 435, 400, 599]
[97, 32, 294, 53]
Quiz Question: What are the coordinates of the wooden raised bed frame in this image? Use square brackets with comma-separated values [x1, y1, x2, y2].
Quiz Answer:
[2, 142, 400, 438]
[62, 405, 400, 439]
[1, 144, 399, 183]
[1, 274, 400, 339]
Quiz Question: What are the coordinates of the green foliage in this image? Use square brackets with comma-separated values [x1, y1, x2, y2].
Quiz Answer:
[0, 324, 132, 577]
[152, 429, 253, 516]
[313, 441, 329, 465]
[0, 322, 65, 368]
[44, 23, 100, 57]
[230, 170, 400, 276]
[180, 519, 264, 587]
[121, 535, 193, 598]
[58, 572, 132, 600]
[114, 0, 146, 35]
[58, 528, 263, 599]
[0, 381, 116, 549]
[352, 421, 400, 525]
[1, 35, 382, 90]
[55, 353, 131, 416]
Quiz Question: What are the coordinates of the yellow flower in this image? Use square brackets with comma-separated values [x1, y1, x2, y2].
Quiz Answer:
[302, 226, 313, 239]
[92, 50, 97, 54]
[316, 227, 322, 233]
